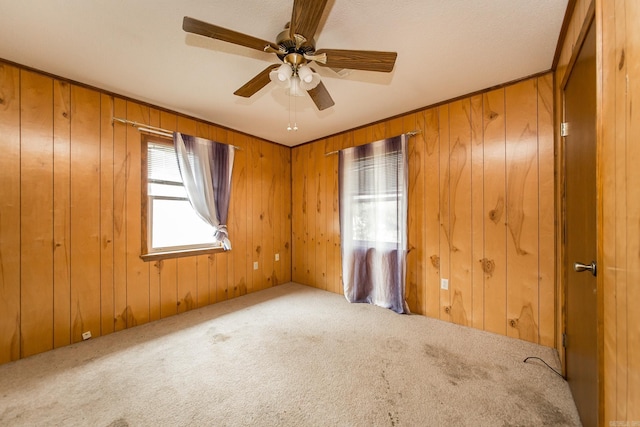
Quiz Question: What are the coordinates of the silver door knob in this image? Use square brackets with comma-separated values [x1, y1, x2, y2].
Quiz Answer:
[574, 261, 597, 277]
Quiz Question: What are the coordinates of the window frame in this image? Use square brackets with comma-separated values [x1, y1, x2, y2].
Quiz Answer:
[140, 134, 224, 262]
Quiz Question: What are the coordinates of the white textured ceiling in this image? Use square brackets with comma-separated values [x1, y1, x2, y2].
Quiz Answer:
[0, 0, 567, 146]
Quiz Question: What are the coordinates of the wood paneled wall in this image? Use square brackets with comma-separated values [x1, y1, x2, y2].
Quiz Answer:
[599, 0, 640, 420]
[292, 73, 555, 346]
[0, 62, 291, 364]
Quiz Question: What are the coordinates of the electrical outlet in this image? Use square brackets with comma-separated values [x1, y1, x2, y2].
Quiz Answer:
[440, 278, 449, 290]
[275, 253, 280, 261]
[82, 331, 92, 341]
[253, 261, 259, 270]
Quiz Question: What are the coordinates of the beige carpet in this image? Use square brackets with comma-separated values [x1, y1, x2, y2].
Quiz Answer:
[0, 282, 580, 426]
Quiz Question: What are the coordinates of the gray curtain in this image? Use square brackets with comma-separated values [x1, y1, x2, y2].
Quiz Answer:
[173, 132, 234, 250]
[339, 135, 409, 314]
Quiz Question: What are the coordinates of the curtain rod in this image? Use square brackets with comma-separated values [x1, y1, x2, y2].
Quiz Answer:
[112, 117, 241, 150]
[324, 130, 421, 156]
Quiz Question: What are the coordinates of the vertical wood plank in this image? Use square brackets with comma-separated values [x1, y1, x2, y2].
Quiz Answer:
[439, 104, 451, 321]
[448, 99, 472, 326]
[470, 94, 485, 330]
[251, 140, 264, 291]
[70, 86, 102, 343]
[483, 88, 507, 335]
[20, 70, 54, 357]
[296, 144, 310, 285]
[315, 140, 328, 290]
[404, 113, 420, 313]
[334, 132, 352, 295]
[271, 142, 283, 287]
[423, 108, 441, 318]
[324, 137, 335, 293]
[537, 73, 555, 346]
[0, 63, 21, 363]
[600, 0, 619, 420]
[53, 79, 71, 347]
[124, 101, 149, 326]
[624, 0, 640, 417]
[231, 132, 248, 296]
[276, 144, 288, 285]
[413, 113, 427, 316]
[291, 146, 303, 283]
[99, 94, 115, 333]
[613, 2, 628, 418]
[112, 98, 128, 331]
[305, 143, 317, 288]
[505, 80, 539, 343]
[283, 146, 292, 283]
[262, 141, 275, 290]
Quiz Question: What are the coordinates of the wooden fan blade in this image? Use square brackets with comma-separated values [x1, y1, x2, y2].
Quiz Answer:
[307, 81, 334, 111]
[183, 16, 277, 52]
[289, 0, 329, 41]
[314, 49, 397, 73]
[234, 64, 280, 97]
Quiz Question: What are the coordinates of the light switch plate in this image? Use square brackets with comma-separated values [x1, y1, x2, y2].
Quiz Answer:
[253, 262, 259, 270]
[440, 278, 449, 290]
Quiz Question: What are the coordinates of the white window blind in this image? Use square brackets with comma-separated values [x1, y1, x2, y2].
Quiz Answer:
[147, 141, 219, 252]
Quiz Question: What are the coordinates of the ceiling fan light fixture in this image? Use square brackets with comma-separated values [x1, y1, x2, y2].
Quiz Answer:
[276, 63, 291, 82]
[297, 64, 313, 83]
[299, 71, 321, 91]
[288, 76, 306, 97]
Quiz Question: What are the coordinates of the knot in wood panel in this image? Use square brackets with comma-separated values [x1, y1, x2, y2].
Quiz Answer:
[444, 306, 451, 314]
[510, 318, 518, 328]
[430, 255, 440, 269]
[488, 197, 504, 224]
[479, 258, 495, 277]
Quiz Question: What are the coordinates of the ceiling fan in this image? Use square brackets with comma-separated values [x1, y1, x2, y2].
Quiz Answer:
[182, 0, 397, 111]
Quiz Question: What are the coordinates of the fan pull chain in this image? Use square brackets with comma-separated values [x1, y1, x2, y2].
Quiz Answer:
[293, 94, 298, 131]
[287, 92, 292, 131]
[286, 84, 298, 132]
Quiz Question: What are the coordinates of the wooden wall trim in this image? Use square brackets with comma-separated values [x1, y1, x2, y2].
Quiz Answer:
[560, 0, 596, 90]
[552, 0, 580, 70]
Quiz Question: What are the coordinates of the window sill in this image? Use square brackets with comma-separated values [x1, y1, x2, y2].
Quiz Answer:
[140, 246, 226, 262]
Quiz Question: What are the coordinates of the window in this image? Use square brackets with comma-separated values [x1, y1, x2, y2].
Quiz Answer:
[348, 147, 404, 245]
[141, 135, 222, 260]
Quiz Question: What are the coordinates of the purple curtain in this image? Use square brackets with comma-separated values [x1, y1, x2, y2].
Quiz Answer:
[174, 132, 234, 250]
[339, 135, 409, 314]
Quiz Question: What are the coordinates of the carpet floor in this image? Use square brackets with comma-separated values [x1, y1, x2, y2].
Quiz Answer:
[0, 282, 581, 426]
